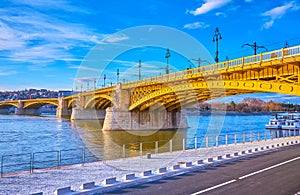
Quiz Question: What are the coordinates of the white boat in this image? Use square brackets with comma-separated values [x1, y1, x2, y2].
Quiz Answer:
[265, 113, 286, 129]
[266, 113, 300, 130]
[281, 113, 300, 130]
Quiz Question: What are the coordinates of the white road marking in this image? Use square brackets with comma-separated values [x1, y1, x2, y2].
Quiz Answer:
[191, 156, 300, 195]
[190, 179, 237, 195]
[239, 156, 300, 180]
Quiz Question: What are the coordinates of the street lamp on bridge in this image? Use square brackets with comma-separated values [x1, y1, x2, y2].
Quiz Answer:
[116, 69, 119, 84]
[165, 48, 171, 74]
[212, 27, 222, 63]
[241, 42, 268, 55]
[189, 58, 210, 68]
[103, 74, 106, 87]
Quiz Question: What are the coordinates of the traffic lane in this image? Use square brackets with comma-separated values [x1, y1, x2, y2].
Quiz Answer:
[103, 144, 300, 195]
[202, 156, 300, 195]
[194, 158, 300, 195]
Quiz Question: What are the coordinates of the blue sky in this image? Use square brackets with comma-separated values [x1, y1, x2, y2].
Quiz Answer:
[1, 0, 300, 102]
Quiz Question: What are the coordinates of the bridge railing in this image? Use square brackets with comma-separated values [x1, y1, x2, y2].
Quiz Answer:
[1, 129, 299, 177]
[123, 45, 300, 88]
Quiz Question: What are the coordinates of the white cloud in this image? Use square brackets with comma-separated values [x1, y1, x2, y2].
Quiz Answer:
[10, 0, 91, 14]
[183, 22, 210, 29]
[262, 20, 274, 29]
[101, 34, 129, 44]
[0, 4, 106, 67]
[215, 12, 227, 17]
[189, 0, 232, 16]
[0, 70, 17, 76]
[262, 1, 299, 29]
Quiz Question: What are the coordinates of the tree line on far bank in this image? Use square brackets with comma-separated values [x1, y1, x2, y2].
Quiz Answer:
[195, 97, 300, 113]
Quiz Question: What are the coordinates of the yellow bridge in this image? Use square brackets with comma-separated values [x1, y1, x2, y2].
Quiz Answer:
[1, 45, 300, 130]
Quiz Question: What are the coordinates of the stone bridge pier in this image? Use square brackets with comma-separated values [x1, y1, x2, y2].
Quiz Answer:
[15, 100, 40, 116]
[70, 95, 106, 120]
[102, 84, 188, 130]
[56, 98, 72, 118]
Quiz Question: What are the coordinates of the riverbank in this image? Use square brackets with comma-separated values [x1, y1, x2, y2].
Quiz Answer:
[186, 110, 276, 116]
[1, 135, 299, 195]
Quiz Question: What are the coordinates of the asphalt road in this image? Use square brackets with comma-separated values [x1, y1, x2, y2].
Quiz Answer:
[103, 144, 300, 195]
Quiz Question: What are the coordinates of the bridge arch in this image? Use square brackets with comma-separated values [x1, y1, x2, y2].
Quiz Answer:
[84, 94, 113, 109]
[0, 102, 18, 109]
[129, 80, 300, 111]
[23, 101, 59, 109]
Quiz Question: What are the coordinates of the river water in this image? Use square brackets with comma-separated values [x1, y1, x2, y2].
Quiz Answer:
[0, 113, 275, 155]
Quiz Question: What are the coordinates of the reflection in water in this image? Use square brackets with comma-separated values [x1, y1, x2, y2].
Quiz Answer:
[72, 120, 188, 160]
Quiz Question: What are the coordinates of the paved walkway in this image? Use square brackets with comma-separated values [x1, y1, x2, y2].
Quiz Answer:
[0, 136, 299, 195]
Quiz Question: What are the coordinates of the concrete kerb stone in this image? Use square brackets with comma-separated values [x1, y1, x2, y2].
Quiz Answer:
[196, 160, 204, 165]
[54, 187, 72, 195]
[141, 170, 152, 177]
[157, 167, 167, 173]
[183, 162, 193, 168]
[123, 174, 136, 181]
[102, 177, 117, 185]
[216, 156, 222, 160]
[80, 182, 95, 190]
[170, 164, 180, 170]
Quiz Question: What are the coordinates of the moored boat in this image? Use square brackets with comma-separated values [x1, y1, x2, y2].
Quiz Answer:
[281, 113, 300, 130]
[266, 112, 300, 130]
[265, 113, 286, 129]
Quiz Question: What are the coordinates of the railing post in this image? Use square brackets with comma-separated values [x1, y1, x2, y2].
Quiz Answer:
[58, 150, 61, 167]
[82, 147, 85, 163]
[225, 134, 228, 146]
[194, 137, 197, 150]
[183, 138, 185, 151]
[170, 140, 173, 153]
[122, 144, 126, 158]
[264, 131, 267, 141]
[30, 153, 34, 173]
[242, 133, 245, 143]
[289, 130, 291, 137]
[250, 132, 252, 142]
[155, 141, 158, 155]
[242, 57, 244, 67]
[140, 143, 143, 157]
[206, 136, 209, 148]
[234, 134, 237, 145]
[259, 53, 262, 65]
[258, 132, 260, 142]
[216, 136, 218, 147]
[1, 156, 3, 178]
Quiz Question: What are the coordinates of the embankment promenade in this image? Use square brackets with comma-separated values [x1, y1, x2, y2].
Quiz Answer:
[1, 135, 299, 195]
